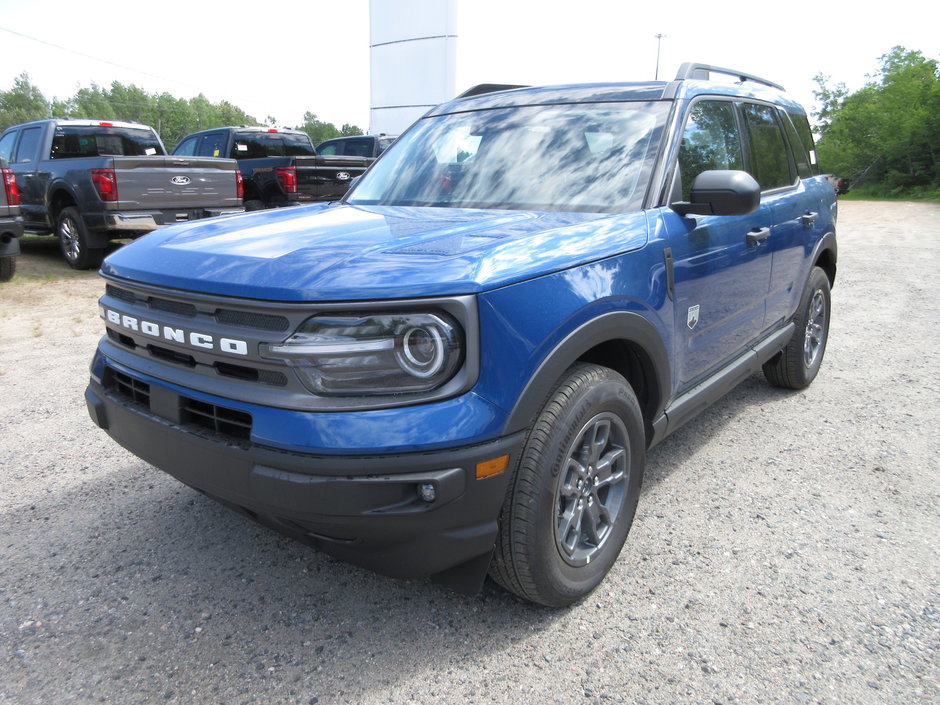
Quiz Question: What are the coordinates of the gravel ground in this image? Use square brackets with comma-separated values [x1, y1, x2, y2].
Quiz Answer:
[0, 201, 937, 705]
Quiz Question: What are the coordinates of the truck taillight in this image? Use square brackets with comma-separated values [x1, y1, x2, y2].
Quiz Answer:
[276, 166, 298, 194]
[91, 168, 118, 202]
[235, 170, 244, 200]
[2, 168, 20, 206]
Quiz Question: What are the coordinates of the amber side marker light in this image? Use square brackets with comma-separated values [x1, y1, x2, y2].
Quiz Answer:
[476, 454, 510, 480]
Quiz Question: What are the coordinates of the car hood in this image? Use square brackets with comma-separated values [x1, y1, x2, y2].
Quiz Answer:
[101, 203, 649, 301]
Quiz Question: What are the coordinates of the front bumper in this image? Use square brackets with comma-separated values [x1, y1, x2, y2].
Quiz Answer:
[85, 370, 524, 591]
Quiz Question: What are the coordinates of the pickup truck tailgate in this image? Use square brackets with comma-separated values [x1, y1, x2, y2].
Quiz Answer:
[295, 155, 369, 202]
[111, 156, 241, 210]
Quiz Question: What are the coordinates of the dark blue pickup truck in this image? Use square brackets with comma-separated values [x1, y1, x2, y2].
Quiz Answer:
[86, 64, 837, 606]
[172, 126, 370, 209]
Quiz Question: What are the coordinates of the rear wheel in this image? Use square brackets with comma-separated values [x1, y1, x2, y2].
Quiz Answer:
[763, 266, 831, 389]
[57, 206, 103, 270]
[0, 255, 15, 282]
[490, 363, 645, 607]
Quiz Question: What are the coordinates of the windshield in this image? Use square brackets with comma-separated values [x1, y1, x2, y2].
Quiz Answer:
[348, 102, 668, 212]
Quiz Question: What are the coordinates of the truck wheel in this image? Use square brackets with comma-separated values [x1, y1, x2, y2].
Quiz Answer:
[243, 200, 265, 211]
[57, 206, 103, 270]
[490, 363, 645, 607]
[763, 266, 831, 389]
[0, 255, 15, 282]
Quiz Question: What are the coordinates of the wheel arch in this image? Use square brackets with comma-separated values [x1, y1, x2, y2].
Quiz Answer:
[503, 311, 671, 446]
[812, 231, 838, 287]
[49, 184, 78, 224]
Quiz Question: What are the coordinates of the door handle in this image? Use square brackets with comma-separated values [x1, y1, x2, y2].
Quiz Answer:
[746, 227, 771, 245]
[800, 211, 819, 227]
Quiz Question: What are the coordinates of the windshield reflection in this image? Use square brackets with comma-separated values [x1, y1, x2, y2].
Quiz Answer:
[349, 102, 667, 213]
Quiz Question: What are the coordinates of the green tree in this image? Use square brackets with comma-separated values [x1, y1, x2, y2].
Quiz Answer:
[0, 73, 51, 129]
[295, 112, 362, 145]
[1, 75, 362, 155]
[816, 47, 940, 195]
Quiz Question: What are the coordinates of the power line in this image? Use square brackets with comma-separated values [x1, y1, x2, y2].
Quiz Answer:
[0, 24, 201, 92]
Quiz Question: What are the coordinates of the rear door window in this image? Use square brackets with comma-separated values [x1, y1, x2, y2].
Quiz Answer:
[741, 104, 794, 190]
[14, 126, 43, 163]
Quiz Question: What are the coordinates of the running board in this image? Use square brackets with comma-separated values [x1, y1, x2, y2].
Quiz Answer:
[650, 323, 795, 447]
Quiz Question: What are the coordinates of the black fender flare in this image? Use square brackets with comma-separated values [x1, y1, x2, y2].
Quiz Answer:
[811, 230, 838, 285]
[503, 310, 671, 437]
[47, 180, 81, 227]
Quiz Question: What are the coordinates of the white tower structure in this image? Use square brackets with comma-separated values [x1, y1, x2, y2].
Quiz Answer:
[369, 0, 458, 135]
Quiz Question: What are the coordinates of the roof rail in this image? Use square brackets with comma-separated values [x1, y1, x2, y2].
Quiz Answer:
[675, 63, 784, 91]
[456, 83, 529, 99]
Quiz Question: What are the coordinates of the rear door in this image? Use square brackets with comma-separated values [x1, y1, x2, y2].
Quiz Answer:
[762, 109, 829, 327]
[4, 126, 46, 224]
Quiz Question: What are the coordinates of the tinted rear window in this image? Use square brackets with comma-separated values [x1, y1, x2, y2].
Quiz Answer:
[231, 133, 314, 158]
[50, 125, 165, 158]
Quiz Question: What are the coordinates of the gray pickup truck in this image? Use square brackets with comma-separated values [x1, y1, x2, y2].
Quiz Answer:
[0, 156, 23, 281]
[0, 119, 244, 269]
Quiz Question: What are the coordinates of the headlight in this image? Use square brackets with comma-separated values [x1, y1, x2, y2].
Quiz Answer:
[260, 312, 464, 396]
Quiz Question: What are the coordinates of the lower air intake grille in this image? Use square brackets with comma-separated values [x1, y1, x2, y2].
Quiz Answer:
[110, 370, 151, 405]
[180, 398, 252, 441]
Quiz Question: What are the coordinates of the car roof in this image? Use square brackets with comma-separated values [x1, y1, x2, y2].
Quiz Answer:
[430, 63, 804, 117]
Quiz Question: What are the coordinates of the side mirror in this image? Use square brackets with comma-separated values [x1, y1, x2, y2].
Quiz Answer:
[671, 170, 760, 217]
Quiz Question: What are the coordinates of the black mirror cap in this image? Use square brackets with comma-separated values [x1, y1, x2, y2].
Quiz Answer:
[671, 170, 760, 217]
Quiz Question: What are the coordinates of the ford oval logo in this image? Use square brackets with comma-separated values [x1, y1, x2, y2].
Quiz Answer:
[336, 172, 351, 181]
[171, 176, 191, 186]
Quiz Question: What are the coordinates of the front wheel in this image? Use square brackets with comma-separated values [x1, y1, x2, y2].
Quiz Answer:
[763, 266, 831, 389]
[490, 363, 645, 607]
[57, 206, 103, 270]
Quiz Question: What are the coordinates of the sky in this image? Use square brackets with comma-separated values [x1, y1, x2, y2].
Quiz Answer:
[0, 0, 936, 133]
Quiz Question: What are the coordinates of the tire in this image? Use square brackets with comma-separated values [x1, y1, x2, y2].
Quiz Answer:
[490, 363, 645, 607]
[0, 255, 15, 282]
[57, 206, 103, 270]
[243, 199, 265, 211]
[763, 266, 831, 389]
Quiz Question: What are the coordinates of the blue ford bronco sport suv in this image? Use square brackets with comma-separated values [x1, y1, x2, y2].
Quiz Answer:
[85, 64, 837, 606]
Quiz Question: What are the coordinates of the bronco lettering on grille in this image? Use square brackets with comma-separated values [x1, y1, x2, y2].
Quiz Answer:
[100, 307, 249, 356]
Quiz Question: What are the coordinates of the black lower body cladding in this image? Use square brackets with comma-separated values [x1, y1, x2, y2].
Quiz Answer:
[84, 376, 524, 594]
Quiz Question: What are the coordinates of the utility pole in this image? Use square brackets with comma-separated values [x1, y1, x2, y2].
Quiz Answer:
[654, 34, 665, 80]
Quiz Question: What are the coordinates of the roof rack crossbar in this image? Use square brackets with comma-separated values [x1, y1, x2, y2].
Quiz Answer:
[674, 63, 785, 91]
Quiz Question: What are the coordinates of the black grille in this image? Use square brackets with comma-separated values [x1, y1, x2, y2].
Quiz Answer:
[214, 361, 288, 386]
[180, 398, 252, 440]
[215, 309, 290, 331]
[106, 284, 137, 304]
[148, 297, 197, 317]
[109, 370, 151, 405]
